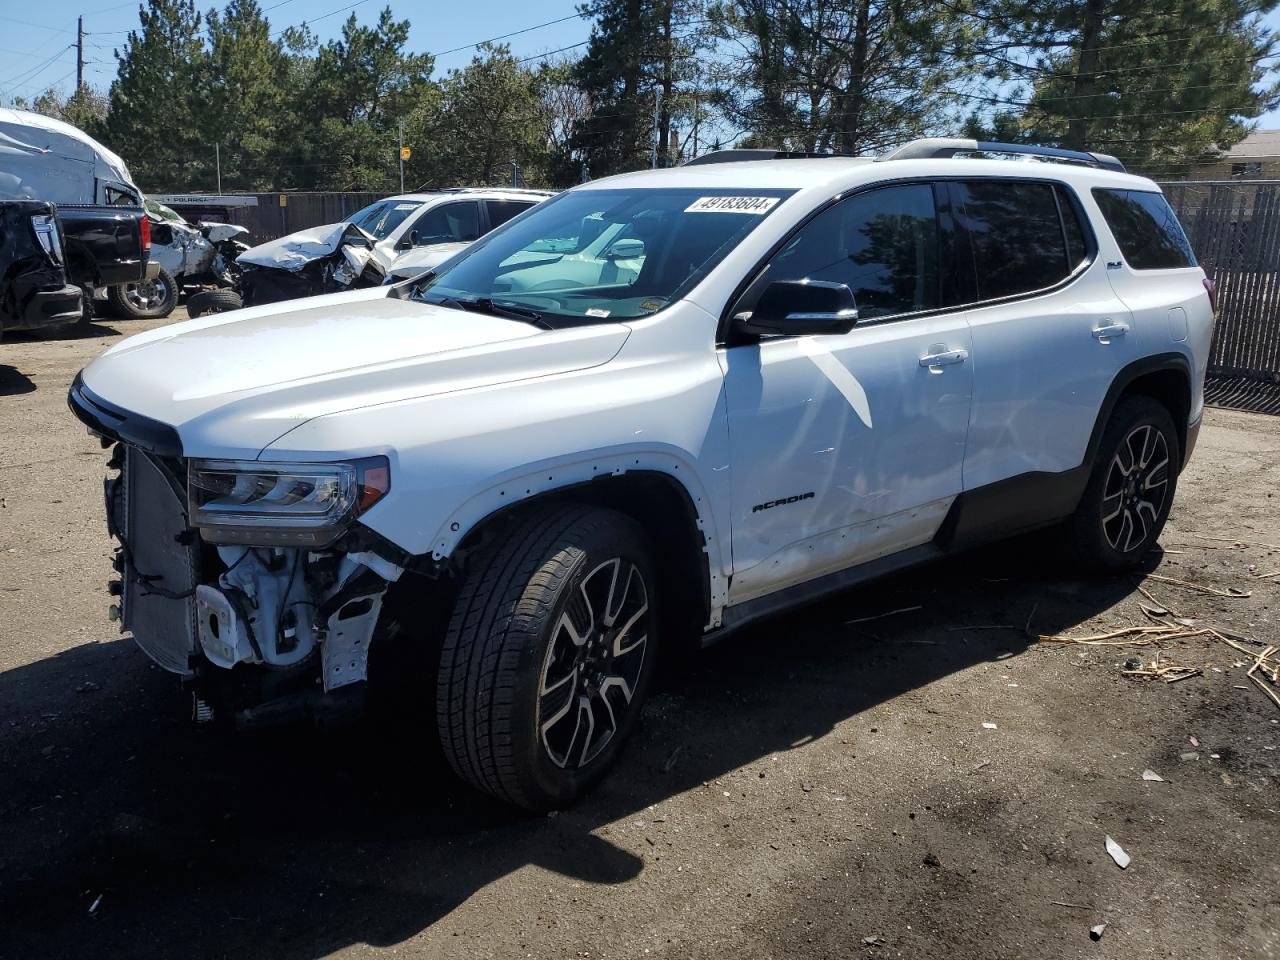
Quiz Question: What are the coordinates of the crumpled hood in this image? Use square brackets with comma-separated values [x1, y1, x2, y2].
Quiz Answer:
[80, 287, 631, 458]
[237, 222, 349, 271]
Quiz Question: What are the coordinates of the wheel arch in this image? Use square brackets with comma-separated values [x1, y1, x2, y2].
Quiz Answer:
[1087, 353, 1193, 472]
[447, 463, 723, 638]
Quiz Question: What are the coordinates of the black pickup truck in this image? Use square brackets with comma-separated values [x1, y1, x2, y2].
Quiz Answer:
[61, 203, 155, 317]
[0, 201, 83, 337]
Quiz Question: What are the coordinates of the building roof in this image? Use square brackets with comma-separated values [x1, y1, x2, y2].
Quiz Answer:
[1226, 130, 1280, 158]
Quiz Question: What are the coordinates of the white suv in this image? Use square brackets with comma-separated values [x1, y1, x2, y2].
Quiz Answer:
[70, 139, 1213, 808]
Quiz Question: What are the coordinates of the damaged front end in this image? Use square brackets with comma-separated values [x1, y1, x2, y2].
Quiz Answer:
[238, 223, 386, 308]
[94, 421, 412, 728]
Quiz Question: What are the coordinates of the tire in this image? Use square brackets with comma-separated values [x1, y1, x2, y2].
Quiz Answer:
[1068, 394, 1180, 572]
[186, 288, 243, 317]
[108, 267, 178, 320]
[437, 505, 657, 809]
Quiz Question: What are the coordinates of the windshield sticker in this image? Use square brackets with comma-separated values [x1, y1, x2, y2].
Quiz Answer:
[393, 203, 417, 210]
[585, 307, 612, 318]
[639, 298, 666, 313]
[685, 196, 780, 214]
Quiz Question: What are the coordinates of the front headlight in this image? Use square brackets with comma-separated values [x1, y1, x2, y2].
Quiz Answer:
[188, 457, 390, 547]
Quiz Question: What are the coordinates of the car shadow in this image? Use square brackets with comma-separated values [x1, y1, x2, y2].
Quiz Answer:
[0, 364, 36, 396]
[0, 540, 1154, 959]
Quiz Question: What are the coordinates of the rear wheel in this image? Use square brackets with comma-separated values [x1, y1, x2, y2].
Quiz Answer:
[436, 505, 656, 809]
[108, 267, 178, 319]
[1068, 395, 1179, 571]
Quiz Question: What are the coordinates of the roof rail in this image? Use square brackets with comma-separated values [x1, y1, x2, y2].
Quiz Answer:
[878, 138, 1125, 173]
[684, 148, 856, 166]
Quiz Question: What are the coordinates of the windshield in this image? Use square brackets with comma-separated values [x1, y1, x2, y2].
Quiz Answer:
[145, 198, 185, 224]
[346, 199, 423, 240]
[412, 187, 796, 326]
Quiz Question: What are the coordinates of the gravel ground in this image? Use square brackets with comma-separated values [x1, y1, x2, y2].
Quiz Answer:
[1, 310, 1278, 960]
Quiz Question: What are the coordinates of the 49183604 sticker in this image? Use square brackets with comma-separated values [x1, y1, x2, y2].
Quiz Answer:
[684, 196, 781, 214]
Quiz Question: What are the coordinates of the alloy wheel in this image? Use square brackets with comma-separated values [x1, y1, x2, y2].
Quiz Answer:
[1101, 423, 1170, 553]
[124, 277, 168, 311]
[537, 557, 650, 770]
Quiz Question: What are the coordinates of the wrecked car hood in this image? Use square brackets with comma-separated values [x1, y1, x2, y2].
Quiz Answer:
[237, 223, 354, 272]
[79, 288, 631, 457]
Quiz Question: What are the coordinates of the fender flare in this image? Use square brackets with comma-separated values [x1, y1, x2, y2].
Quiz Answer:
[425, 448, 730, 621]
[1083, 351, 1193, 470]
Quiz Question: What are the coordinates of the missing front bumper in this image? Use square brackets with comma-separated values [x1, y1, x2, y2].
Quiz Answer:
[104, 442, 400, 720]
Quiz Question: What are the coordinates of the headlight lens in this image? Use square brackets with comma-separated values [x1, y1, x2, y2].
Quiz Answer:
[188, 457, 390, 547]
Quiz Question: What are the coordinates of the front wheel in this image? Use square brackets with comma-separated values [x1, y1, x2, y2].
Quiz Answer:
[1068, 394, 1180, 571]
[437, 505, 656, 809]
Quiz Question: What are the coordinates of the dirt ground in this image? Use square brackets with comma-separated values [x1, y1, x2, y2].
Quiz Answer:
[1, 311, 1278, 960]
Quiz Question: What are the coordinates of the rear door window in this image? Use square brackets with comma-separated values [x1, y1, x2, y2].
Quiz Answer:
[485, 200, 536, 230]
[952, 180, 1088, 301]
[1092, 189, 1195, 269]
[411, 201, 481, 245]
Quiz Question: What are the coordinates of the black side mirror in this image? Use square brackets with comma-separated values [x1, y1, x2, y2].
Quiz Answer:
[396, 230, 419, 251]
[733, 279, 859, 337]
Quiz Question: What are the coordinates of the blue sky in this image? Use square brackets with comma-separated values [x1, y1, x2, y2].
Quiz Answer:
[3, 1, 1280, 130]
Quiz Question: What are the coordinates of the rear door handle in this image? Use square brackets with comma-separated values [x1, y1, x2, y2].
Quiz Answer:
[919, 348, 968, 368]
[1092, 322, 1129, 341]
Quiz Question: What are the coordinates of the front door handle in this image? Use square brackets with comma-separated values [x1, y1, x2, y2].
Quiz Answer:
[1092, 322, 1129, 341]
[919, 348, 968, 369]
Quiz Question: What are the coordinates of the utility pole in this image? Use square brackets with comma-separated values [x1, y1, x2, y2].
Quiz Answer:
[76, 16, 84, 92]
[651, 87, 661, 169]
[215, 143, 222, 194]
[692, 93, 700, 158]
[398, 121, 405, 194]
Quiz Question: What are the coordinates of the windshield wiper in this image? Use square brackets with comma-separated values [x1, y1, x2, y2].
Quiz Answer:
[458, 297, 551, 329]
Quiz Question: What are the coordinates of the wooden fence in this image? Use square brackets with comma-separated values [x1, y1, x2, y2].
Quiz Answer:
[232, 192, 390, 242]
[1161, 181, 1280, 383]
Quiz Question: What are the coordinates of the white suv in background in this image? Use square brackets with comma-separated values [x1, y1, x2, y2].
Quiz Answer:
[70, 139, 1213, 809]
[239, 187, 554, 275]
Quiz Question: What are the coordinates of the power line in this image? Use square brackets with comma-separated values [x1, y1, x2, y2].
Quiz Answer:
[428, 13, 587, 59]
[1, 44, 74, 90]
[270, 0, 371, 38]
[0, 15, 76, 34]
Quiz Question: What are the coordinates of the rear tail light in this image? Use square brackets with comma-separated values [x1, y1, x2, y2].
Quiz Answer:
[30, 213, 64, 265]
[1203, 277, 1218, 315]
[140, 215, 151, 256]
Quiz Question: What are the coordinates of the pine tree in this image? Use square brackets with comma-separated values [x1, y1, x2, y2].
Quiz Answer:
[428, 45, 544, 187]
[202, 0, 291, 190]
[966, 0, 1280, 176]
[709, 0, 978, 154]
[102, 0, 208, 190]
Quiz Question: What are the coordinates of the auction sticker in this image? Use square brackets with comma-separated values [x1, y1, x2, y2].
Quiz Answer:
[685, 196, 780, 214]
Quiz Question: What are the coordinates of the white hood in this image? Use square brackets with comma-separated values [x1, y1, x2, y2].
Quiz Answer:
[238, 222, 351, 271]
[0, 108, 138, 204]
[80, 287, 631, 457]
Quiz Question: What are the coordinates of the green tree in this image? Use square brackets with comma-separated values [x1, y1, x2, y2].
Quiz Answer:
[573, 0, 711, 176]
[965, 0, 1280, 176]
[294, 8, 435, 190]
[202, 0, 291, 190]
[102, 0, 208, 190]
[427, 44, 544, 187]
[14, 86, 109, 132]
[709, 0, 978, 155]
